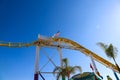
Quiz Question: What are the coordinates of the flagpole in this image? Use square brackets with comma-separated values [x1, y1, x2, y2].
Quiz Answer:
[34, 34, 40, 80]
[89, 53, 103, 80]
[90, 53, 99, 75]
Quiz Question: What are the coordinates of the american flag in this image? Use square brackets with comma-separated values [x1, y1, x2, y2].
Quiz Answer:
[52, 31, 60, 38]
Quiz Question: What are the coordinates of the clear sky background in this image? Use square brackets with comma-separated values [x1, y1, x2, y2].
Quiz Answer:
[0, 0, 120, 80]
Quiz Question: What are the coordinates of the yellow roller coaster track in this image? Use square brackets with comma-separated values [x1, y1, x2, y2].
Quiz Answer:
[0, 37, 119, 73]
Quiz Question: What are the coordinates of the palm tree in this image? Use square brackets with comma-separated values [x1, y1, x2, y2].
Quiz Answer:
[97, 42, 120, 73]
[53, 58, 82, 80]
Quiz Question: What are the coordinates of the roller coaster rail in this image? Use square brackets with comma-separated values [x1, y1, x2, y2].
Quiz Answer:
[0, 37, 119, 73]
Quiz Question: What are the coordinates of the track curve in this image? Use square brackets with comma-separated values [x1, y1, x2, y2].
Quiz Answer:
[0, 37, 119, 73]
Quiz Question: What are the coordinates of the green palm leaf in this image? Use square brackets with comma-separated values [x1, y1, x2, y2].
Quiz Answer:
[53, 58, 82, 80]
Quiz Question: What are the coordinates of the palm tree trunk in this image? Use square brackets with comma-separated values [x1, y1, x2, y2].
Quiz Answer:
[67, 71, 70, 80]
[113, 57, 120, 73]
[62, 75, 66, 80]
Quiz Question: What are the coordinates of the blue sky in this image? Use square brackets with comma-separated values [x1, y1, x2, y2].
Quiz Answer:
[0, 0, 120, 80]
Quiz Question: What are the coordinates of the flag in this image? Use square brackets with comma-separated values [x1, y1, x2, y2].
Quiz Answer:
[52, 31, 60, 38]
[90, 54, 103, 80]
[90, 63, 94, 71]
[90, 54, 98, 73]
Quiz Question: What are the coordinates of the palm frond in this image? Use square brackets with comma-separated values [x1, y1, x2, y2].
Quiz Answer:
[97, 42, 108, 51]
[112, 45, 118, 58]
[62, 58, 68, 67]
[53, 58, 82, 80]
[106, 44, 117, 58]
[97, 42, 118, 59]
[69, 66, 82, 74]
[73, 66, 82, 72]
[53, 66, 62, 75]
